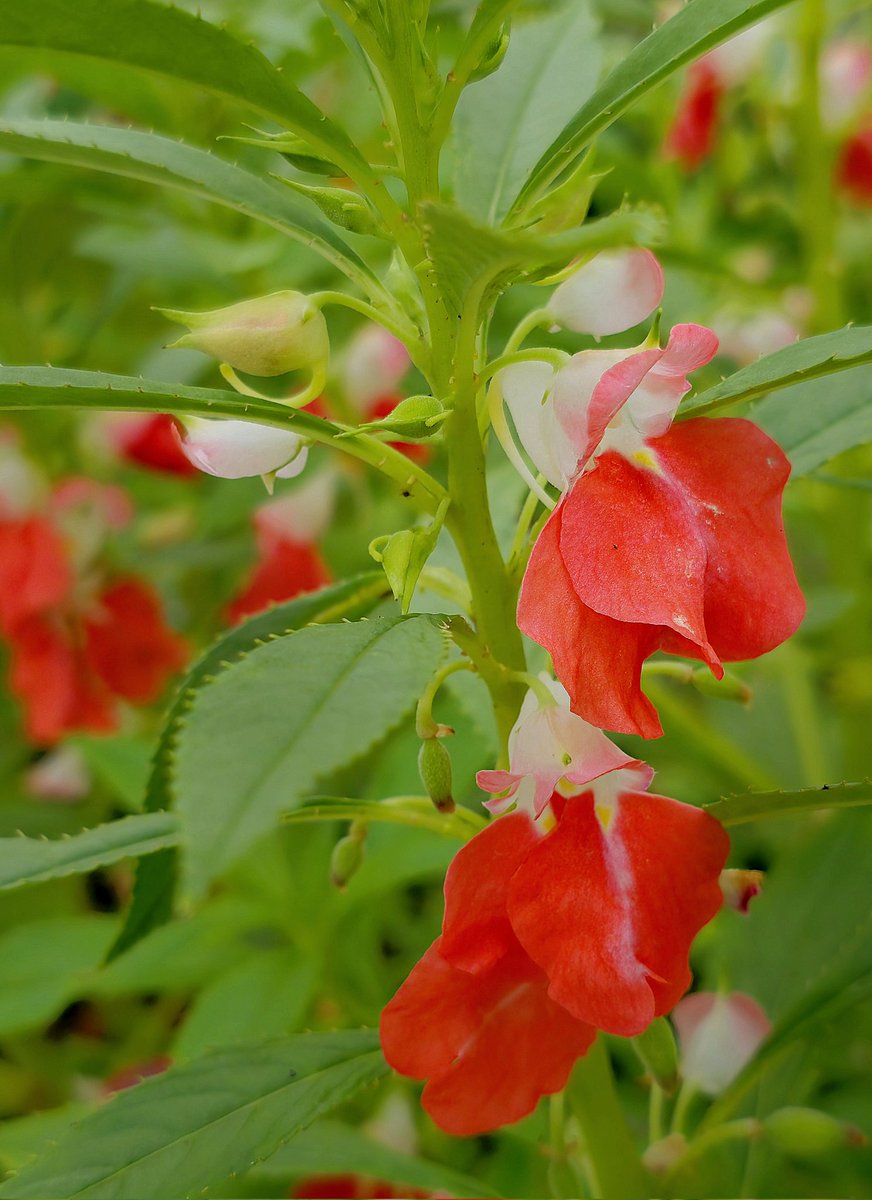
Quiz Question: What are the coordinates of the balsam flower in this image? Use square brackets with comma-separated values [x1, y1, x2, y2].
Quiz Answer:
[503, 259, 804, 738]
[175, 416, 309, 481]
[381, 686, 729, 1134]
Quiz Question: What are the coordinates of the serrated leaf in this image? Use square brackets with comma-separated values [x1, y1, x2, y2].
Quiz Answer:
[174, 616, 446, 899]
[0, 813, 178, 892]
[0, 367, 447, 512]
[752, 367, 872, 475]
[0, 119, 381, 296]
[0, 0, 370, 187]
[706, 780, 872, 827]
[0, 1030, 387, 1200]
[454, 0, 601, 224]
[257, 1117, 502, 1198]
[110, 574, 390, 961]
[512, 0, 799, 214]
[0, 916, 117, 1037]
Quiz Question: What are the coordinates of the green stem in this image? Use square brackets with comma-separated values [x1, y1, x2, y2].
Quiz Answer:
[567, 1038, 650, 1200]
[664, 1118, 760, 1186]
[795, 0, 841, 332]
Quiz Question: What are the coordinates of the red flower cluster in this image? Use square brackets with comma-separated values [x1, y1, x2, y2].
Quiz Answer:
[0, 450, 187, 742]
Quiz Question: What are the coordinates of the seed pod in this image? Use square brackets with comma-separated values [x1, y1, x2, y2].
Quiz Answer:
[764, 1108, 866, 1159]
[418, 737, 455, 813]
[330, 826, 367, 890]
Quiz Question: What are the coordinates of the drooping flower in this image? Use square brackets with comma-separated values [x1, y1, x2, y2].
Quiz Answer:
[227, 474, 334, 622]
[672, 991, 771, 1095]
[175, 416, 309, 481]
[503, 261, 804, 738]
[546, 249, 665, 337]
[381, 687, 729, 1134]
[342, 324, 410, 413]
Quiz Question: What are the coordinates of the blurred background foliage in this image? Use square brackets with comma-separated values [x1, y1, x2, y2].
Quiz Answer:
[0, 1, 870, 1197]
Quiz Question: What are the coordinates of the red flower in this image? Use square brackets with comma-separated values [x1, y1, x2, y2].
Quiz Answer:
[837, 124, 872, 204]
[381, 762, 728, 1134]
[0, 515, 71, 633]
[8, 578, 187, 743]
[110, 414, 199, 477]
[227, 479, 333, 622]
[664, 59, 724, 170]
[291, 1176, 436, 1198]
[518, 416, 805, 737]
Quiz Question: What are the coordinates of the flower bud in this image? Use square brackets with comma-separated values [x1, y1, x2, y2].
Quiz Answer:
[469, 25, 511, 82]
[673, 992, 771, 1095]
[276, 178, 383, 237]
[158, 291, 329, 377]
[176, 417, 308, 481]
[418, 737, 454, 813]
[330, 826, 367, 890]
[348, 396, 446, 440]
[633, 1016, 679, 1093]
[547, 248, 664, 337]
[642, 1133, 687, 1176]
[720, 867, 764, 914]
[763, 1107, 866, 1159]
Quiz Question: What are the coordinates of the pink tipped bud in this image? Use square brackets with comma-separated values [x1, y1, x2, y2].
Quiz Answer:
[673, 992, 771, 1095]
[159, 291, 329, 377]
[547, 249, 664, 337]
[720, 867, 764, 914]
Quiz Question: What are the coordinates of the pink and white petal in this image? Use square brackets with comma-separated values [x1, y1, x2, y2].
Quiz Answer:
[545, 705, 641, 789]
[654, 418, 805, 662]
[439, 812, 540, 973]
[253, 471, 335, 547]
[673, 992, 771, 1094]
[547, 249, 665, 337]
[559, 451, 719, 667]
[655, 323, 719, 377]
[507, 790, 729, 1036]
[518, 504, 665, 737]
[552, 348, 642, 470]
[178, 417, 306, 479]
[500, 361, 576, 490]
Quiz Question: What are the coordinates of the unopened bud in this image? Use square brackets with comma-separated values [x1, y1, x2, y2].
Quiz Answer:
[330, 825, 367, 889]
[158, 291, 329, 377]
[633, 1017, 679, 1093]
[469, 25, 511, 81]
[276, 178, 383, 237]
[347, 395, 446, 440]
[224, 130, 342, 176]
[371, 517, 442, 614]
[418, 737, 454, 813]
[720, 868, 764, 914]
[763, 1107, 866, 1159]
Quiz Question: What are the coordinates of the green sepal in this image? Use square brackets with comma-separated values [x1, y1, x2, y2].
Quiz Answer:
[344, 395, 446, 440]
[521, 149, 607, 234]
[370, 498, 449, 614]
[469, 23, 511, 82]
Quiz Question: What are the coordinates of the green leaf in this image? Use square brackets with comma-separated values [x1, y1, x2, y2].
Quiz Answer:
[0, 916, 117, 1038]
[174, 616, 447, 899]
[71, 735, 153, 812]
[682, 325, 872, 418]
[0, 1030, 387, 1200]
[706, 780, 872, 827]
[257, 1117, 502, 1198]
[109, 574, 390, 961]
[0, 119, 382, 296]
[753, 367, 872, 475]
[0, 0, 371, 187]
[0, 813, 178, 892]
[0, 366, 447, 511]
[172, 954, 318, 1061]
[453, 0, 601, 224]
[512, 0, 799, 214]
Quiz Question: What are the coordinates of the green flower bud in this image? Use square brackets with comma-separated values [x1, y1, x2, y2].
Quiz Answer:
[224, 130, 342, 176]
[330, 827, 367, 890]
[275, 177, 384, 237]
[763, 1107, 865, 1159]
[350, 395, 446, 441]
[633, 1017, 679, 1093]
[158, 291, 329, 378]
[469, 25, 511, 82]
[418, 737, 454, 813]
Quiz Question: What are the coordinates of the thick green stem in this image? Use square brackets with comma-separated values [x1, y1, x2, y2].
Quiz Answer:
[568, 1039, 650, 1199]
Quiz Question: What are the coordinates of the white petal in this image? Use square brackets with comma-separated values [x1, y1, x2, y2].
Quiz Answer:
[254, 469, 335, 542]
[547, 249, 664, 337]
[674, 992, 771, 1095]
[179, 417, 306, 480]
[500, 361, 576, 490]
